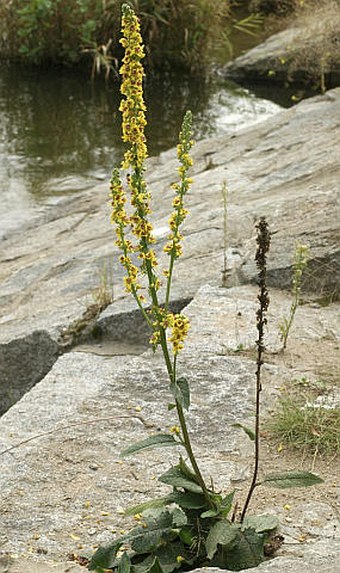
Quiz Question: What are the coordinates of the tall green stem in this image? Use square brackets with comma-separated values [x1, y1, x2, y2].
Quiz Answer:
[158, 328, 212, 506]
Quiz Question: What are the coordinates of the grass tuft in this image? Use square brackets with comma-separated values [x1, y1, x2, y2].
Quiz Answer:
[268, 378, 340, 456]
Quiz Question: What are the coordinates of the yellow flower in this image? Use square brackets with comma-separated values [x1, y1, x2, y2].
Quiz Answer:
[168, 314, 190, 354]
[170, 425, 181, 435]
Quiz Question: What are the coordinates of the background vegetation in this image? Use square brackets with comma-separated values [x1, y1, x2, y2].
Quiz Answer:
[0, 0, 238, 72]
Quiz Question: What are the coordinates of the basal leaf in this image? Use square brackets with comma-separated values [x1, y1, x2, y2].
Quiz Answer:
[88, 540, 123, 570]
[159, 466, 203, 494]
[262, 471, 323, 489]
[121, 434, 182, 457]
[205, 520, 238, 559]
[232, 423, 255, 441]
[242, 514, 279, 533]
[170, 378, 190, 410]
[221, 527, 265, 571]
[154, 540, 190, 573]
[129, 509, 184, 554]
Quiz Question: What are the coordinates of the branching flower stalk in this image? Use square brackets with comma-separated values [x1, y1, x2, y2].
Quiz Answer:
[279, 243, 309, 351]
[110, 4, 211, 506]
[241, 217, 271, 522]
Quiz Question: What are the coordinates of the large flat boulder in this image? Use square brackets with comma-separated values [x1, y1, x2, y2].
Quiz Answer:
[0, 89, 339, 412]
[1, 89, 339, 342]
[0, 285, 339, 572]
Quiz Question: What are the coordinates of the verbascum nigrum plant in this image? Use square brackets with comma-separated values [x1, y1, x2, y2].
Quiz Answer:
[88, 6, 323, 573]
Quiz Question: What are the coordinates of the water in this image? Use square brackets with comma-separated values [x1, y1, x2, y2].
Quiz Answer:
[0, 64, 281, 238]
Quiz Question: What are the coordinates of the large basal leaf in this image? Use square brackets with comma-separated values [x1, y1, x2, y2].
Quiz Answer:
[241, 514, 279, 533]
[262, 471, 323, 489]
[88, 539, 123, 571]
[222, 527, 265, 571]
[205, 520, 238, 559]
[121, 434, 182, 457]
[170, 378, 190, 410]
[159, 465, 203, 494]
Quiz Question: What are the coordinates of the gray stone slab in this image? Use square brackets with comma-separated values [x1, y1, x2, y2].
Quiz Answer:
[0, 285, 338, 571]
[1, 89, 339, 349]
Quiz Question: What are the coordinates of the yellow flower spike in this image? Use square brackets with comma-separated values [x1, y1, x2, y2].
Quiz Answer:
[119, 4, 148, 171]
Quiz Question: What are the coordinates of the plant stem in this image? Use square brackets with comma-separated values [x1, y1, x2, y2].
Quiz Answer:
[158, 328, 212, 507]
[165, 256, 175, 309]
[241, 217, 270, 522]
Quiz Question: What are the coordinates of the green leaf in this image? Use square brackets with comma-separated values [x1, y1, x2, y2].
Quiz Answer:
[118, 552, 131, 573]
[170, 378, 190, 410]
[178, 457, 200, 483]
[159, 466, 203, 493]
[220, 491, 235, 516]
[171, 506, 188, 528]
[121, 434, 181, 457]
[125, 497, 170, 516]
[219, 527, 265, 570]
[201, 508, 219, 518]
[201, 491, 234, 518]
[232, 423, 255, 441]
[241, 514, 279, 533]
[179, 528, 194, 545]
[132, 537, 189, 573]
[143, 557, 164, 573]
[262, 471, 323, 489]
[167, 403, 176, 411]
[88, 540, 123, 570]
[154, 541, 189, 573]
[168, 491, 207, 509]
[205, 520, 238, 559]
[129, 509, 186, 554]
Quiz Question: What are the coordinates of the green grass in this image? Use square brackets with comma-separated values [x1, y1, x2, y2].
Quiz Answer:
[268, 377, 340, 456]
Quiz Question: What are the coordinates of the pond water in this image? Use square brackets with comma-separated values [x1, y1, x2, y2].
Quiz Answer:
[0, 64, 283, 238]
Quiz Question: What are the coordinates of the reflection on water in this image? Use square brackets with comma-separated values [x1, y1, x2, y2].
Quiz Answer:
[0, 65, 280, 237]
